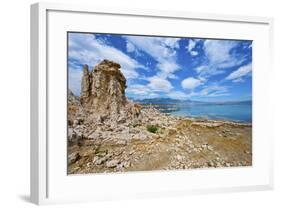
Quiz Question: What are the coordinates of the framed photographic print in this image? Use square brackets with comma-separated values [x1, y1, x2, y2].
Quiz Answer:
[30, 2, 274, 205]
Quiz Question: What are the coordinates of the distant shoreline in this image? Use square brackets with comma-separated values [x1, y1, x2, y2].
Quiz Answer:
[163, 112, 252, 126]
[164, 113, 252, 125]
[139, 103, 252, 124]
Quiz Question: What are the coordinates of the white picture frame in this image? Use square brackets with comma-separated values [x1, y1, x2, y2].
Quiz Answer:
[30, 2, 274, 205]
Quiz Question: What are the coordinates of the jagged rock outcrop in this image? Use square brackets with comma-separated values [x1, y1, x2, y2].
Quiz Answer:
[68, 60, 144, 143]
[68, 89, 83, 122]
[80, 60, 142, 123]
[68, 90, 86, 143]
[81, 60, 128, 114]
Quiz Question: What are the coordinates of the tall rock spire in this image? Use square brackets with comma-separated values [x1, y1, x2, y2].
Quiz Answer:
[80, 60, 128, 114]
[80, 64, 91, 106]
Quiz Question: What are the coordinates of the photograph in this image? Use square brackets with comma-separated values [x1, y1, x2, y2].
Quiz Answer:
[67, 32, 252, 174]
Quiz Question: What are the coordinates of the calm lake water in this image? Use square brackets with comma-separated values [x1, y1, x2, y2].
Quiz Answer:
[159, 103, 252, 123]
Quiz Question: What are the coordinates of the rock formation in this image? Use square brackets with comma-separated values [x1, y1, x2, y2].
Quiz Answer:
[79, 59, 142, 125]
[80, 60, 128, 114]
[68, 89, 83, 123]
[68, 60, 144, 143]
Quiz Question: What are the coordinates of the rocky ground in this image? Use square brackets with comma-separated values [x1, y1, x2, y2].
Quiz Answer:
[68, 107, 252, 174]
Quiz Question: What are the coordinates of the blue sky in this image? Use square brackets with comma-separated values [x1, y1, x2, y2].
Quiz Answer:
[68, 32, 252, 102]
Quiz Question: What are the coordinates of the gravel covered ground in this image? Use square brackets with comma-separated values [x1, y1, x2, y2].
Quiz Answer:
[67, 110, 252, 174]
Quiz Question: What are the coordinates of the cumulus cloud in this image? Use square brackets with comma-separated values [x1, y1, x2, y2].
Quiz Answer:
[194, 65, 209, 74]
[126, 74, 175, 99]
[126, 78, 173, 100]
[124, 36, 181, 79]
[156, 62, 180, 79]
[190, 51, 199, 56]
[189, 84, 229, 98]
[194, 39, 246, 77]
[163, 38, 180, 49]
[186, 39, 200, 57]
[181, 77, 202, 90]
[68, 66, 83, 96]
[127, 85, 190, 100]
[125, 84, 148, 95]
[125, 84, 158, 98]
[226, 63, 252, 82]
[126, 41, 136, 53]
[147, 76, 173, 92]
[204, 40, 237, 65]
[188, 39, 196, 51]
[126, 80, 229, 100]
[167, 90, 190, 100]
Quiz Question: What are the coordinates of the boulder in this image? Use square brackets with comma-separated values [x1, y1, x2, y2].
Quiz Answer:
[68, 153, 81, 164]
[105, 159, 119, 168]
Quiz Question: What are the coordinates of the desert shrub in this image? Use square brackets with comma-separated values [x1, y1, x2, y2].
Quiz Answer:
[146, 125, 158, 133]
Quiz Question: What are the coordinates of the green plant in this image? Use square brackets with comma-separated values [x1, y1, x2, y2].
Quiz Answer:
[146, 125, 158, 133]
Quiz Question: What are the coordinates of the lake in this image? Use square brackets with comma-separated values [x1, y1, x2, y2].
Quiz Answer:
[151, 103, 252, 123]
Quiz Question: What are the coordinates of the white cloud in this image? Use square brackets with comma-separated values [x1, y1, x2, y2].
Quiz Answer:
[208, 93, 230, 97]
[232, 78, 244, 83]
[127, 75, 174, 99]
[181, 77, 202, 90]
[125, 36, 180, 61]
[68, 33, 145, 82]
[189, 84, 229, 98]
[190, 51, 199, 56]
[186, 39, 200, 56]
[167, 90, 190, 100]
[126, 80, 173, 100]
[194, 65, 209, 73]
[204, 40, 237, 64]
[147, 76, 173, 92]
[127, 84, 190, 100]
[68, 67, 82, 96]
[127, 80, 229, 100]
[226, 63, 252, 82]
[188, 39, 196, 51]
[156, 61, 180, 79]
[194, 39, 246, 77]
[167, 74, 178, 79]
[124, 36, 181, 78]
[126, 84, 151, 96]
[126, 41, 136, 53]
[163, 38, 180, 49]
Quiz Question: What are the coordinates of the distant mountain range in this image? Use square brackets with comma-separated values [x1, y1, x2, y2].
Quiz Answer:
[129, 97, 252, 106]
